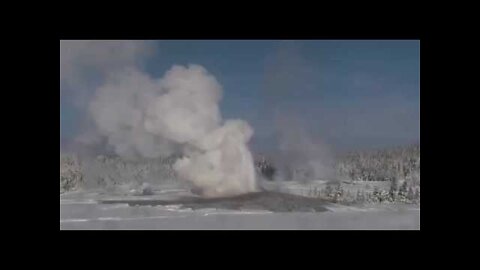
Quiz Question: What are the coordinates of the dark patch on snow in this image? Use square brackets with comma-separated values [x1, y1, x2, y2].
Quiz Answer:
[100, 191, 331, 212]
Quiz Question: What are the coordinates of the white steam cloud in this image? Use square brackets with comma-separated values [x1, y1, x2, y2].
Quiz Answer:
[262, 41, 336, 182]
[61, 41, 257, 197]
[276, 116, 335, 181]
[61, 40, 156, 151]
[60, 40, 154, 90]
[88, 64, 257, 197]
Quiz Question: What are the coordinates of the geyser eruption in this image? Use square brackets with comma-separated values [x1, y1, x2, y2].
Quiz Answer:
[89, 64, 257, 197]
[174, 119, 256, 197]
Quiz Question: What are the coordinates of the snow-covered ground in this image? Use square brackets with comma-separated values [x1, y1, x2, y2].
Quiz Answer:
[60, 182, 420, 230]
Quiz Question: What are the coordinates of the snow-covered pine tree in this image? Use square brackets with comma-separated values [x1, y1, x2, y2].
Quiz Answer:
[414, 188, 420, 204]
[389, 178, 399, 202]
[398, 181, 408, 202]
[369, 186, 377, 203]
[407, 186, 415, 202]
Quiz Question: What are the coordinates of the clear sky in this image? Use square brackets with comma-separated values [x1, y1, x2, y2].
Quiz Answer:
[60, 40, 420, 153]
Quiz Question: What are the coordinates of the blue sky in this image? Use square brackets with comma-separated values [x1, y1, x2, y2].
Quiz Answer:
[61, 40, 420, 153]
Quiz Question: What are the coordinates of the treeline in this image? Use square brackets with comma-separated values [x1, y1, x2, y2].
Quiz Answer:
[335, 144, 420, 183]
[254, 144, 420, 184]
[60, 154, 179, 193]
[61, 143, 420, 195]
[60, 155, 83, 193]
[305, 182, 420, 205]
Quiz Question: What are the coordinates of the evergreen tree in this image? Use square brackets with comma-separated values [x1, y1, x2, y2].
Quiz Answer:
[398, 181, 408, 201]
[372, 186, 380, 203]
[414, 188, 420, 203]
[398, 181, 408, 196]
[389, 179, 398, 202]
[407, 186, 415, 201]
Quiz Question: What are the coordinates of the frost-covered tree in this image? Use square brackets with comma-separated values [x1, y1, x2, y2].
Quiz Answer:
[398, 181, 408, 197]
[414, 188, 420, 204]
[335, 144, 420, 183]
[389, 179, 399, 202]
[60, 154, 84, 193]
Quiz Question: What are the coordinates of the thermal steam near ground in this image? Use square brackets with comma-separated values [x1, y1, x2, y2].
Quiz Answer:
[60, 40, 420, 230]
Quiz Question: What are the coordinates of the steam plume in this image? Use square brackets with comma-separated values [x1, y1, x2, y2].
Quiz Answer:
[88, 64, 257, 197]
[262, 41, 335, 181]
